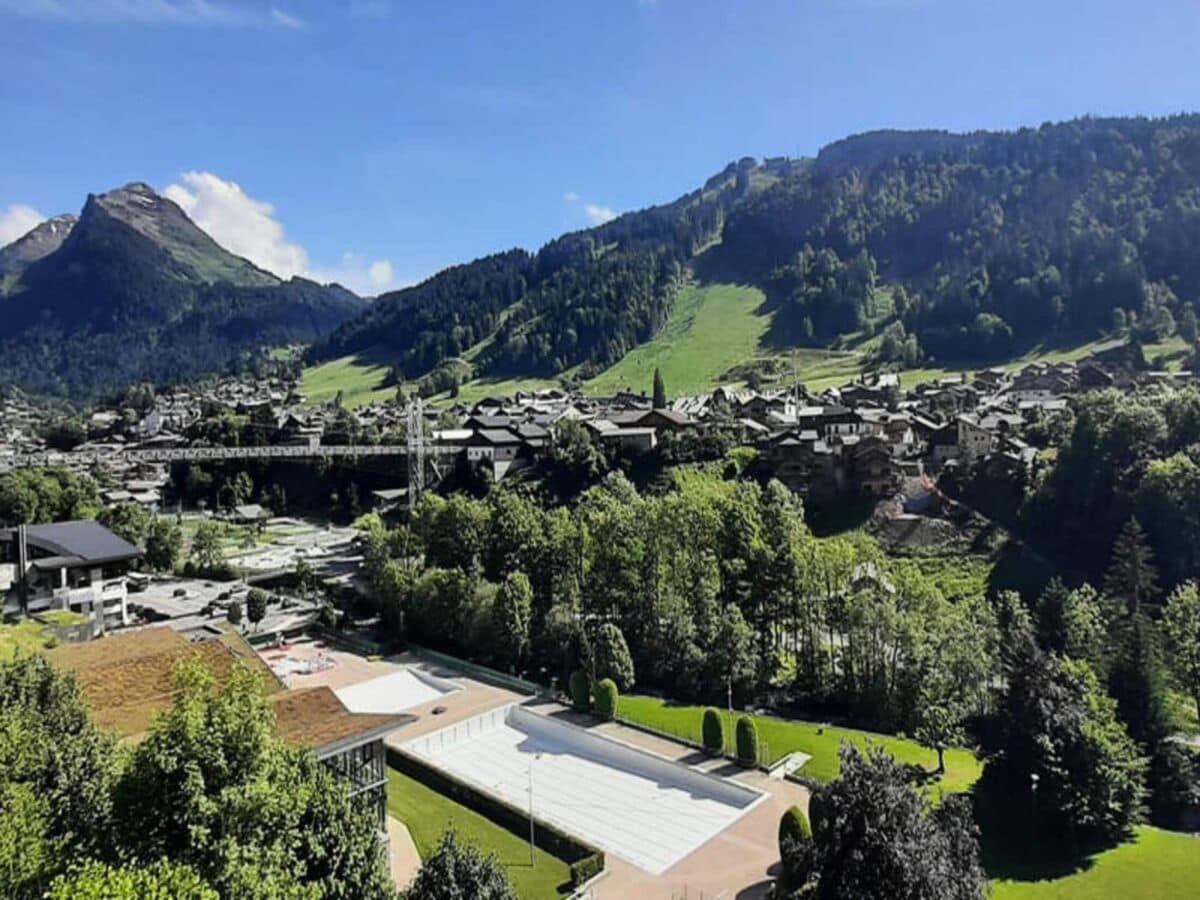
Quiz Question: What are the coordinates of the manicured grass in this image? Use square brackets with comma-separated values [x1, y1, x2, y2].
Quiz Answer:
[386, 768, 572, 899]
[584, 283, 773, 398]
[301, 354, 395, 407]
[39, 610, 87, 626]
[991, 827, 1200, 900]
[616, 695, 983, 793]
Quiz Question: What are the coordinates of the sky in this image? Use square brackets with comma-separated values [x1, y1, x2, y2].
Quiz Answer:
[2, 0, 1199, 295]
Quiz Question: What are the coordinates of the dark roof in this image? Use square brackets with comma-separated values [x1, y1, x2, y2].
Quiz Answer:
[512, 422, 549, 439]
[466, 414, 513, 428]
[4, 520, 141, 566]
[471, 428, 522, 445]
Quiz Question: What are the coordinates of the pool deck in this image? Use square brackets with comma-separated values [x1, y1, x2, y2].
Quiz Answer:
[525, 701, 811, 899]
[260, 641, 808, 897]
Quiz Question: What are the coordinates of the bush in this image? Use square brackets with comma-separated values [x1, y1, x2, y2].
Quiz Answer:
[735, 715, 759, 767]
[593, 623, 635, 691]
[568, 854, 604, 887]
[569, 669, 591, 712]
[593, 678, 618, 720]
[778, 805, 813, 890]
[702, 707, 725, 756]
[778, 805, 811, 848]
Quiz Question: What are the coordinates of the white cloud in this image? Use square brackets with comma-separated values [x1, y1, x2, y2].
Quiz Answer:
[0, 0, 305, 28]
[564, 191, 618, 226]
[269, 6, 303, 28]
[311, 253, 399, 297]
[163, 171, 396, 296]
[584, 203, 617, 226]
[0, 203, 44, 246]
[164, 171, 309, 279]
[368, 259, 394, 286]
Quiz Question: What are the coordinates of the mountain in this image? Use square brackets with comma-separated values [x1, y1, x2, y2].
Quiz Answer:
[311, 115, 1200, 394]
[0, 213, 75, 282]
[0, 183, 366, 397]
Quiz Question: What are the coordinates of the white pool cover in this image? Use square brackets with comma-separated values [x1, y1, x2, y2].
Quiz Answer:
[335, 667, 460, 714]
[402, 705, 764, 875]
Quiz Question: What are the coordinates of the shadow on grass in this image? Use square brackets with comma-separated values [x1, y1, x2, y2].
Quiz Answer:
[806, 495, 879, 537]
[973, 778, 1110, 883]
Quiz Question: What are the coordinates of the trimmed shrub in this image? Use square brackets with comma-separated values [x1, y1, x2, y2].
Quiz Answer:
[593, 678, 618, 720]
[735, 715, 759, 768]
[569, 669, 591, 712]
[778, 805, 814, 890]
[702, 707, 725, 756]
[569, 854, 605, 887]
[778, 805, 811, 849]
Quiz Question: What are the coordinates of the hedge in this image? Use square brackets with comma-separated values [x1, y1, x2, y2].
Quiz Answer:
[386, 747, 605, 879]
[569, 854, 604, 888]
[736, 715, 759, 767]
[702, 708, 724, 756]
[593, 678, 618, 720]
[778, 805, 811, 850]
[569, 669, 592, 712]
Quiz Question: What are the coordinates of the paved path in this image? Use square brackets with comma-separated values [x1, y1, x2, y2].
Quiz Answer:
[387, 816, 422, 891]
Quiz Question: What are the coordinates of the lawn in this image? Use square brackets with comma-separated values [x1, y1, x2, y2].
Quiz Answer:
[301, 354, 395, 408]
[0, 620, 58, 661]
[175, 515, 289, 556]
[583, 282, 773, 398]
[617, 695, 983, 793]
[386, 768, 572, 899]
[991, 826, 1200, 899]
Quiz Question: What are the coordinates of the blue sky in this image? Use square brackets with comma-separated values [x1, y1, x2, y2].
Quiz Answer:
[2, 0, 1199, 294]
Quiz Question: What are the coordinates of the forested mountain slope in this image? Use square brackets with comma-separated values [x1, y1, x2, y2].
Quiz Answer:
[0, 183, 365, 398]
[313, 115, 1200, 394]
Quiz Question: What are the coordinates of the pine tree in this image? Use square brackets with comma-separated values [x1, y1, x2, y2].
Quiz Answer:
[652, 367, 667, 409]
[1180, 304, 1198, 345]
[1108, 612, 1172, 746]
[1104, 517, 1160, 614]
[1035, 577, 1071, 653]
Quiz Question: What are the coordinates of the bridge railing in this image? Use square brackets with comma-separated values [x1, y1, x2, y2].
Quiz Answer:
[0, 442, 467, 471]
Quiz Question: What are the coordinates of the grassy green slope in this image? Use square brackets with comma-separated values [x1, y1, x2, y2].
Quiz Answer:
[301, 354, 394, 407]
[299, 283, 1164, 408]
[583, 282, 772, 397]
[616, 695, 983, 793]
[992, 827, 1200, 900]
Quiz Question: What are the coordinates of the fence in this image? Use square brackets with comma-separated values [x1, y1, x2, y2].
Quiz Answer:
[308, 624, 394, 657]
[386, 743, 605, 890]
[406, 644, 545, 696]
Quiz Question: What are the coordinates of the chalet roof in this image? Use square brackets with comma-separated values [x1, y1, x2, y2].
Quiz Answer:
[1, 520, 141, 567]
[466, 414, 513, 429]
[472, 428, 523, 445]
[372, 488, 408, 502]
[48, 627, 410, 751]
[639, 408, 692, 425]
[512, 422, 550, 439]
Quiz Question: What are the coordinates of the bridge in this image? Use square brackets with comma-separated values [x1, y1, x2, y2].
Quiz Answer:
[0, 442, 459, 472]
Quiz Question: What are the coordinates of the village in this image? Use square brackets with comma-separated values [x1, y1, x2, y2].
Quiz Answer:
[0, 338, 1187, 510]
[1, 340, 1197, 898]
